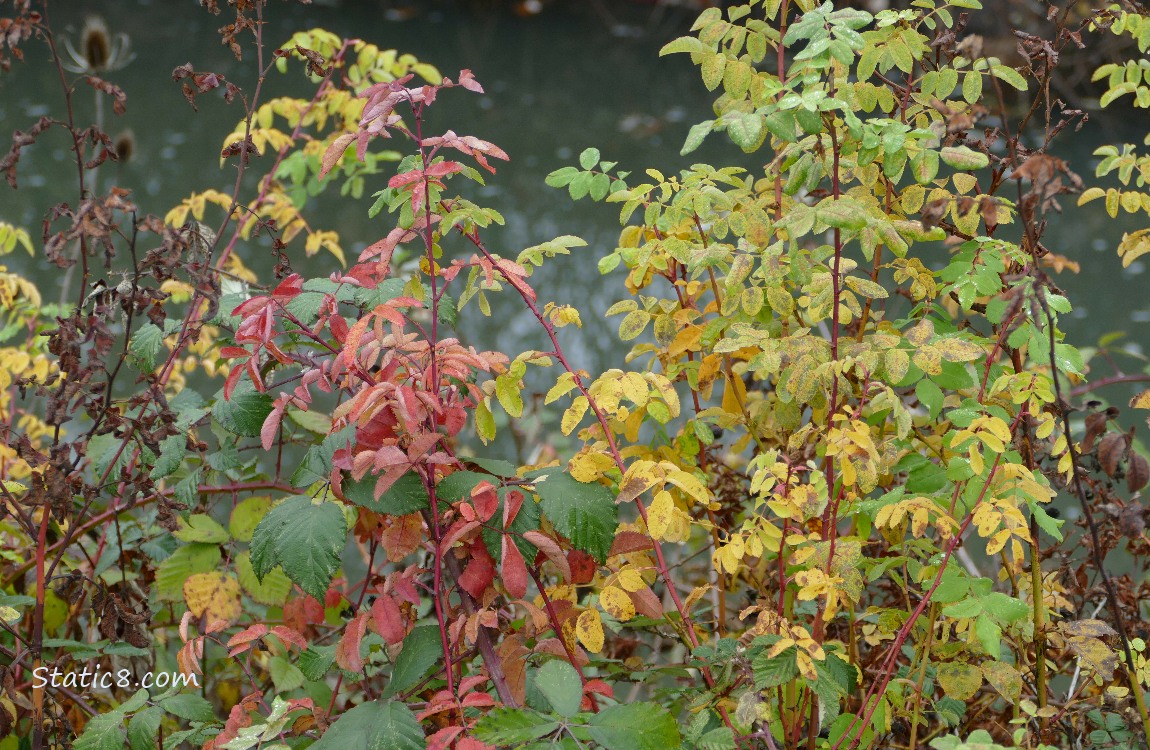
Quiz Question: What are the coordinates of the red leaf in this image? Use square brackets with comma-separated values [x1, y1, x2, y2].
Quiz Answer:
[260, 400, 286, 451]
[380, 513, 424, 563]
[270, 626, 309, 651]
[501, 535, 528, 599]
[503, 489, 524, 529]
[458, 69, 484, 93]
[370, 593, 407, 645]
[523, 531, 572, 582]
[609, 530, 654, 557]
[335, 613, 368, 673]
[319, 132, 356, 180]
[462, 692, 496, 708]
[427, 727, 466, 750]
[584, 679, 615, 699]
[226, 624, 268, 657]
[471, 481, 499, 523]
[458, 540, 496, 599]
[568, 549, 597, 585]
[457, 737, 496, 750]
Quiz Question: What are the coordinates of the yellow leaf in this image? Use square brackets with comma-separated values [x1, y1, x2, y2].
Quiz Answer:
[545, 373, 577, 404]
[618, 568, 646, 593]
[647, 490, 675, 540]
[569, 451, 615, 483]
[619, 371, 649, 407]
[721, 372, 748, 416]
[561, 396, 589, 435]
[1131, 389, 1150, 409]
[600, 585, 636, 622]
[576, 608, 605, 653]
[985, 528, 1011, 556]
[183, 572, 243, 626]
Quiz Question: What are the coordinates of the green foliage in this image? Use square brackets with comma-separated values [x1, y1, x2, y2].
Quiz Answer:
[9, 1, 1150, 748]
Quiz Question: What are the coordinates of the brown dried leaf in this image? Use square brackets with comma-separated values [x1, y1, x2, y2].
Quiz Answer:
[1098, 432, 1126, 477]
[1128, 453, 1149, 493]
[1082, 412, 1108, 454]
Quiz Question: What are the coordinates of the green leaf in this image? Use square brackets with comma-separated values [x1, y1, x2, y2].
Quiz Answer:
[173, 513, 228, 544]
[74, 712, 126, 750]
[534, 660, 583, 717]
[587, 703, 682, 750]
[752, 646, 800, 689]
[213, 381, 274, 438]
[915, 378, 943, 420]
[962, 71, 983, 103]
[229, 496, 274, 542]
[343, 471, 429, 516]
[159, 693, 215, 723]
[682, 121, 714, 155]
[974, 614, 1003, 659]
[129, 323, 164, 373]
[236, 552, 292, 606]
[545, 166, 580, 188]
[149, 434, 187, 481]
[298, 645, 337, 682]
[312, 701, 426, 750]
[250, 494, 347, 601]
[981, 592, 1029, 625]
[155, 543, 220, 601]
[533, 469, 618, 563]
[384, 625, 444, 697]
[127, 706, 164, 750]
[990, 64, 1027, 91]
[939, 146, 989, 171]
[579, 148, 601, 170]
[474, 708, 559, 745]
[727, 111, 763, 151]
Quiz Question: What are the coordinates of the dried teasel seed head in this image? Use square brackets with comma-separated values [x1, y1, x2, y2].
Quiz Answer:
[113, 129, 135, 163]
[81, 16, 111, 72]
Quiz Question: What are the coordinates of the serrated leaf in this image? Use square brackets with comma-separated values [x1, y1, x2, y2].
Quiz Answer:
[155, 543, 221, 601]
[535, 660, 582, 717]
[127, 706, 163, 750]
[682, 121, 714, 155]
[74, 713, 126, 750]
[149, 434, 187, 481]
[343, 471, 429, 515]
[129, 323, 164, 373]
[311, 701, 426, 750]
[579, 147, 601, 170]
[533, 469, 618, 563]
[250, 494, 346, 601]
[159, 693, 215, 722]
[474, 708, 559, 745]
[173, 513, 229, 544]
[587, 703, 682, 750]
[383, 625, 444, 697]
[213, 381, 274, 438]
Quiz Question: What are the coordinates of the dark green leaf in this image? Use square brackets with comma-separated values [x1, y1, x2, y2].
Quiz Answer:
[533, 469, 618, 563]
[213, 381, 274, 438]
[587, 703, 681, 750]
[129, 323, 164, 373]
[474, 708, 560, 745]
[535, 660, 583, 717]
[384, 625, 444, 697]
[159, 693, 215, 723]
[343, 471, 429, 515]
[250, 494, 347, 601]
[312, 701, 426, 750]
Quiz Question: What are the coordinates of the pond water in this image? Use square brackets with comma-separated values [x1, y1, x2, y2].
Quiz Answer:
[2, 0, 1148, 416]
